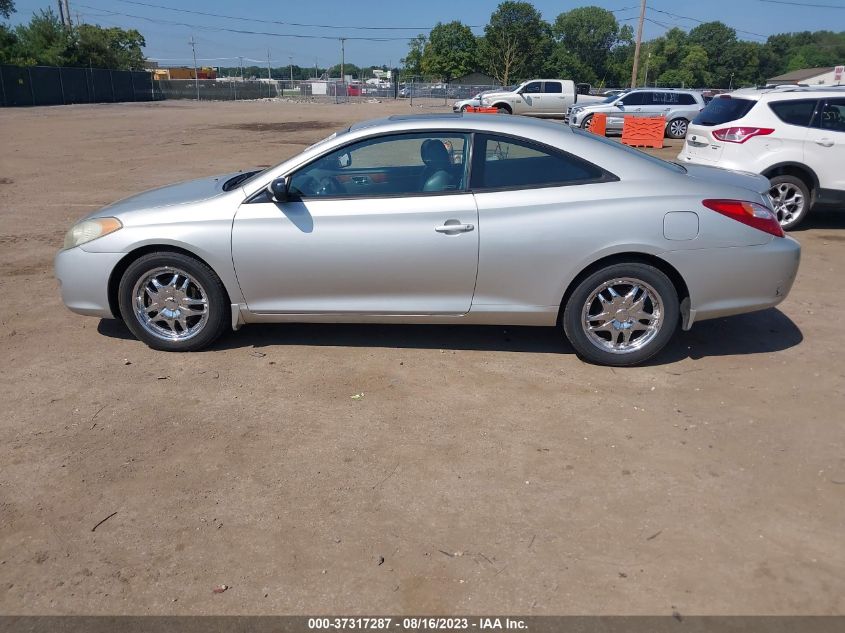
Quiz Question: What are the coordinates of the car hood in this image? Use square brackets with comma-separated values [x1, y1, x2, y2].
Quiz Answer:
[482, 90, 516, 101]
[87, 170, 257, 219]
[683, 164, 770, 195]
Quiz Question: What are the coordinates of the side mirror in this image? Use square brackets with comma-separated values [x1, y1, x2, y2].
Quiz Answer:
[267, 176, 288, 202]
[615, 101, 625, 108]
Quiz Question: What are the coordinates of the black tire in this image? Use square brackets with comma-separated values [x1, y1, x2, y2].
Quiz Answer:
[459, 105, 469, 112]
[118, 251, 229, 352]
[580, 114, 594, 130]
[666, 117, 689, 139]
[767, 174, 811, 230]
[494, 104, 512, 114]
[562, 263, 679, 367]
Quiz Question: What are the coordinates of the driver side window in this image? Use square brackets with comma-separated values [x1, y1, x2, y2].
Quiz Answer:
[288, 132, 470, 198]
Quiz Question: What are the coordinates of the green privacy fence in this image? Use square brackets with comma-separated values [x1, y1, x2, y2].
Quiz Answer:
[0, 65, 162, 107]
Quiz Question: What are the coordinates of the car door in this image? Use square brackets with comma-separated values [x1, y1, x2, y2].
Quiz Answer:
[231, 132, 479, 314]
[469, 133, 616, 312]
[610, 91, 646, 128]
[541, 81, 567, 115]
[804, 97, 845, 194]
[518, 81, 544, 112]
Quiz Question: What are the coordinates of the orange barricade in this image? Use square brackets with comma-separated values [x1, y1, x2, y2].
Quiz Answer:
[621, 115, 665, 148]
[587, 112, 607, 136]
[464, 106, 499, 114]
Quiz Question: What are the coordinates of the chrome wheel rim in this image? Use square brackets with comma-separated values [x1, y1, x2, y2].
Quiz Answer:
[582, 278, 663, 354]
[768, 183, 805, 226]
[132, 267, 209, 342]
[670, 119, 687, 137]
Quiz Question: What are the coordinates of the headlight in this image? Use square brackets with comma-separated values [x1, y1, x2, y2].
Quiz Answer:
[63, 217, 122, 250]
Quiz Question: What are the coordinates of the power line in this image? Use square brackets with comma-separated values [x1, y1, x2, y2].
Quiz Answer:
[649, 6, 769, 39]
[76, 4, 421, 40]
[114, 0, 486, 30]
[758, 0, 845, 7]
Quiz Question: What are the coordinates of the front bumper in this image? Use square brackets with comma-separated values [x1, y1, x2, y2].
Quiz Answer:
[54, 247, 125, 318]
[662, 237, 801, 327]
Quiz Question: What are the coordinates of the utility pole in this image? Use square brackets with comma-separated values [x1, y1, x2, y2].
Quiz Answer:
[239, 56, 244, 82]
[189, 35, 199, 101]
[267, 49, 272, 98]
[289, 55, 293, 83]
[57, 0, 66, 27]
[63, 0, 71, 27]
[339, 37, 346, 82]
[630, 0, 647, 89]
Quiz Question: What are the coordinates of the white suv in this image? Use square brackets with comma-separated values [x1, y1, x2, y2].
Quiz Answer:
[678, 86, 845, 229]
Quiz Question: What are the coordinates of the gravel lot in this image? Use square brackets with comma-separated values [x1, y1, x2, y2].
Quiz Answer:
[0, 100, 843, 615]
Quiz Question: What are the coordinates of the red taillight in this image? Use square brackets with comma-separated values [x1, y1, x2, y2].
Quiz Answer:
[702, 199, 784, 237]
[712, 127, 774, 143]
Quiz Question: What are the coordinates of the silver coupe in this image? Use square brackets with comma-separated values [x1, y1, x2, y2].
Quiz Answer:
[55, 114, 800, 366]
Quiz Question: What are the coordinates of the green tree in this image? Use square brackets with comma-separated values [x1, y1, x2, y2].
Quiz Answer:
[401, 34, 426, 77]
[0, 0, 15, 20]
[12, 8, 71, 66]
[421, 21, 477, 81]
[551, 6, 622, 85]
[479, 1, 552, 85]
[69, 24, 146, 69]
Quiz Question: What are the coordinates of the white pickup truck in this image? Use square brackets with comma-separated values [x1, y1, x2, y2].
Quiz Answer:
[479, 79, 605, 118]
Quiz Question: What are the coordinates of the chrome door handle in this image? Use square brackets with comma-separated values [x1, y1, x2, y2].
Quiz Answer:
[435, 223, 474, 233]
[816, 138, 834, 147]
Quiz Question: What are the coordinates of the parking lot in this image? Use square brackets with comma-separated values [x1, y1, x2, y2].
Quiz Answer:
[1, 99, 844, 615]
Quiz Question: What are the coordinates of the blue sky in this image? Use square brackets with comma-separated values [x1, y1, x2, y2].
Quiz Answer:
[8, 0, 843, 67]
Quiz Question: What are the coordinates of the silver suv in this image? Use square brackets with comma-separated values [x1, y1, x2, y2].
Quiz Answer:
[568, 88, 706, 138]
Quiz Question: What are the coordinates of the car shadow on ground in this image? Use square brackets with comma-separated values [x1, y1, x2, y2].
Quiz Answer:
[791, 208, 845, 232]
[97, 308, 802, 365]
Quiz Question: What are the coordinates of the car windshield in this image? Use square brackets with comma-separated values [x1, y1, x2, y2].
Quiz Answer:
[601, 94, 620, 104]
[237, 128, 350, 189]
[693, 97, 757, 126]
[572, 128, 686, 173]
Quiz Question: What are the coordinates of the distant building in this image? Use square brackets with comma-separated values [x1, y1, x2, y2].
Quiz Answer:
[767, 66, 843, 86]
[162, 67, 218, 80]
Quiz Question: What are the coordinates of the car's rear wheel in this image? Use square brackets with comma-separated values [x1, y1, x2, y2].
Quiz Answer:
[562, 263, 679, 366]
[118, 252, 229, 352]
[666, 118, 689, 139]
[768, 174, 810, 230]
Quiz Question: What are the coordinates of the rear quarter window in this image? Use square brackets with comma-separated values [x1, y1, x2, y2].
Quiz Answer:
[769, 99, 818, 127]
[693, 97, 756, 126]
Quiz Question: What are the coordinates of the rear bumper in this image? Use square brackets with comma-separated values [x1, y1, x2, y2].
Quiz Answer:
[662, 237, 801, 327]
[54, 247, 124, 318]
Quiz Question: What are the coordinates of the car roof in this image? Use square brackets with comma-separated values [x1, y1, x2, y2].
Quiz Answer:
[724, 85, 845, 101]
[350, 112, 577, 136]
[627, 87, 701, 94]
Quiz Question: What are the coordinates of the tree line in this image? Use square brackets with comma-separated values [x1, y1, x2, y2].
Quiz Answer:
[1, 6, 146, 70]
[401, 1, 845, 88]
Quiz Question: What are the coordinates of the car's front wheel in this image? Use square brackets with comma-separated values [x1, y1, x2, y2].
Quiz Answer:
[768, 174, 810, 230]
[118, 252, 229, 351]
[666, 118, 689, 139]
[580, 114, 594, 130]
[562, 263, 679, 366]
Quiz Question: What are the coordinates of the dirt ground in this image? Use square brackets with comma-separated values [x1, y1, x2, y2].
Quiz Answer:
[0, 100, 843, 616]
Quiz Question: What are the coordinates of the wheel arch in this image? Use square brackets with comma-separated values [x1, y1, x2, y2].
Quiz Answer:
[557, 252, 690, 325]
[107, 244, 232, 321]
[762, 162, 819, 199]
